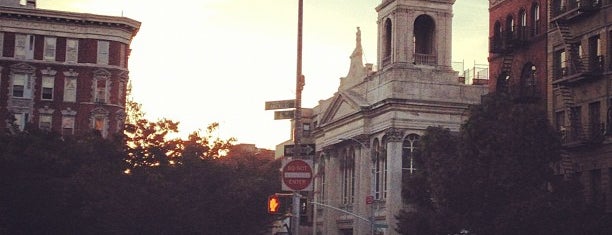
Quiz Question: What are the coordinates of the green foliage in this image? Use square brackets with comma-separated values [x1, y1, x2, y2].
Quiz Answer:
[0, 97, 279, 234]
[397, 93, 611, 235]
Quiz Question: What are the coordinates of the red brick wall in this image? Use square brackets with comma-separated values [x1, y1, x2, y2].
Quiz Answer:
[488, 0, 548, 101]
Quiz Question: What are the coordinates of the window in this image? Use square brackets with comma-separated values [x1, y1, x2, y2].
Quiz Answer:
[319, 168, 326, 202]
[119, 43, 126, 67]
[506, 15, 515, 33]
[570, 106, 582, 141]
[13, 113, 28, 131]
[97, 40, 109, 64]
[12, 73, 33, 98]
[39, 114, 52, 130]
[66, 39, 78, 63]
[302, 122, 311, 137]
[341, 147, 355, 206]
[519, 9, 527, 27]
[373, 140, 387, 200]
[14, 34, 27, 59]
[589, 102, 601, 138]
[532, 4, 540, 35]
[556, 111, 566, 133]
[0, 32, 3, 57]
[413, 15, 436, 65]
[43, 37, 56, 61]
[554, 49, 568, 77]
[93, 115, 108, 138]
[588, 35, 602, 71]
[61, 115, 75, 136]
[402, 134, 420, 175]
[41, 76, 54, 100]
[520, 63, 537, 95]
[93, 69, 111, 103]
[63, 70, 78, 102]
[95, 79, 108, 103]
[609, 30, 612, 70]
[413, 15, 435, 55]
[383, 18, 392, 64]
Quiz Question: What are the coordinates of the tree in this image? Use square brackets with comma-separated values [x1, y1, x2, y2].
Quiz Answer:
[0, 92, 279, 234]
[397, 93, 611, 235]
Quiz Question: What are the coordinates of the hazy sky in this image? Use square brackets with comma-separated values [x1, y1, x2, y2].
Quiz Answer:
[38, 0, 489, 149]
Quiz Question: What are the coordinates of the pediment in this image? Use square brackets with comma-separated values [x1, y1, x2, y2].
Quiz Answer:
[320, 91, 367, 125]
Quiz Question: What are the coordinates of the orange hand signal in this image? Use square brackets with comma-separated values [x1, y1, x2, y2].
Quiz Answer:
[268, 195, 280, 214]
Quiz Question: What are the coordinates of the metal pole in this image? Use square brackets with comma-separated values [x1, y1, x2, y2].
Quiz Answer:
[292, 1, 303, 235]
[292, 192, 301, 235]
[294, 0, 304, 148]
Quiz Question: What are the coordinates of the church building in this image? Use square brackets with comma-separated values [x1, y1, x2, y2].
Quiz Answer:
[306, 0, 488, 234]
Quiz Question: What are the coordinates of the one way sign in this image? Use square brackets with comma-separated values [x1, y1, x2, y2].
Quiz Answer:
[284, 144, 316, 157]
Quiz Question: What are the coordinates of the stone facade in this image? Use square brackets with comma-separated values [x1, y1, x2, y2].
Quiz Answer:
[307, 1, 487, 234]
[547, 0, 612, 212]
[0, 0, 140, 137]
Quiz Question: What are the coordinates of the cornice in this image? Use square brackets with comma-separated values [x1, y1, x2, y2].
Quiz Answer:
[0, 6, 140, 39]
[489, 0, 506, 9]
[0, 16, 137, 43]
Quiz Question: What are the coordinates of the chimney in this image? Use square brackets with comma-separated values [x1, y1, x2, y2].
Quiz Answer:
[26, 0, 35, 8]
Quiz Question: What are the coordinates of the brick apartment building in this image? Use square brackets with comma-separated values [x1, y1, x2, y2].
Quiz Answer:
[0, 0, 140, 137]
[548, 0, 612, 212]
[489, 0, 548, 105]
[489, 0, 612, 212]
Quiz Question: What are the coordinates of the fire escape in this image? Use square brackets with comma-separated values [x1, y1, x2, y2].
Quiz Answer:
[551, 0, 604, 145]
[490, 22, 535, 101]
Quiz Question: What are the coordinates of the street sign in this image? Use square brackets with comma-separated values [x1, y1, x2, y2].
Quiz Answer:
[281, 159, 313, 191]
[265, 99, 296, 110]
[284, 144, 315, 157]
[274, 110, 295, 120]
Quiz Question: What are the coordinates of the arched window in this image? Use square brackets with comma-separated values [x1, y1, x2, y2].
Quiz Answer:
[414, 15, 435, 54]
[520, 63, 537, 95]
[402, 134, 420, 175]
[383, 18, 393, 64]
[531, 3, 540, 35]
[519, 9, 527, 27]
[373, 139, 387, 200]
[316, 153, 326, 203]
[341, 147, 355, 206]
[506, 14, 515, 35]
[413, 15, 436, 65]
[518, 9, 528, 41]
[493, 21, 503, 51]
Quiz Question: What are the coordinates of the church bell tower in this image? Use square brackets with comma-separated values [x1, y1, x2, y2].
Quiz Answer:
[376, 0, 455, 71]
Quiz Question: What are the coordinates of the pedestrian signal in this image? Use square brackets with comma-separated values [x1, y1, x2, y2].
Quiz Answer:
[268, 195, 281, 214]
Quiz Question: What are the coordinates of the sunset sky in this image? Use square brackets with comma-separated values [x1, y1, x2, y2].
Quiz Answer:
[37, 0, 489, 149]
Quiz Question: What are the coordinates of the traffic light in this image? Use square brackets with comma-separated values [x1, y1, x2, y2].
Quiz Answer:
[268, 195, 281, 214]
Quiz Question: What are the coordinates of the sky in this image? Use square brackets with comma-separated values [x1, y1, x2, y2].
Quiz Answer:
[38, 0, 489, 150]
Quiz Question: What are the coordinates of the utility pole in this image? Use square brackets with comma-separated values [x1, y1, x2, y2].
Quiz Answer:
[292, 1, 304, 235]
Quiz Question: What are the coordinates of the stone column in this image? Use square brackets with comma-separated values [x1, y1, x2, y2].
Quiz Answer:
[395, 9, 411, 64]
[385, 128, 404, 235]
[354, 138, 372, 235]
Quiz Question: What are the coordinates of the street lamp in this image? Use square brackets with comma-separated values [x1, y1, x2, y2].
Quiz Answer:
[339, 137, 375, 235]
